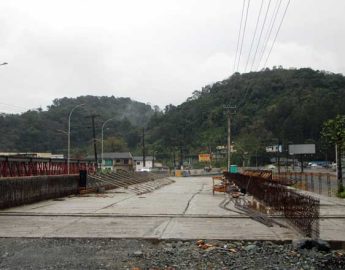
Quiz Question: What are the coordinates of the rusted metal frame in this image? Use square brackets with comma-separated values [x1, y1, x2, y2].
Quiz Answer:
[310, 173, 314, 192]
[318, 173, 322, 195]
[109, 171, 143, 185]
[223, 172, 320, 238]
[0, 157, 96, 178]
[304, 173, 308, 191]
[43, 161, 49, 175]
[327, 173, 331, 196]
[281, 190, 320, 238]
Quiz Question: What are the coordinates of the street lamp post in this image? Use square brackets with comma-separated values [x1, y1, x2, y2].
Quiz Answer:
[101, 117, 116, 170]
[68, 104, 85, 174]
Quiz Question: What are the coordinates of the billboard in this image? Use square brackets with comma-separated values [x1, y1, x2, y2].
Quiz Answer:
[288, 144, 316, 155]
[199, 154, 211, 162]
[265, 145, 282, 153]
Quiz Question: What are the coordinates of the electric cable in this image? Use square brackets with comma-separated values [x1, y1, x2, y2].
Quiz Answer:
[244, 0, 264, 72]
[233, 0, 247, 73]
[262, 0, 291, 68]
[250, 0, 272, 71]
[236, 0, 251, 72]
[256, 0, 283, 70]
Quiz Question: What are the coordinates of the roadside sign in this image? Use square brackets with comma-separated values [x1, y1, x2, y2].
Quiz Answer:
[266, 145, 282, 153]
[199, 154, 211, 162]
[289, 144, 316, 155]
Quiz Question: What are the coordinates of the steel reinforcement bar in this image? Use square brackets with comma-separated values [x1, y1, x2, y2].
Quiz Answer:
[0, 156, 96, 177]
[224, 172, 320, 238]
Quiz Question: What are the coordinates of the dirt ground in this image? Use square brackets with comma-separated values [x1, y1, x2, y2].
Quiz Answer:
[0, 238, 345, 270]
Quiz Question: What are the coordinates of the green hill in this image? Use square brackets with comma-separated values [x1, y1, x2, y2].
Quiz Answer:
[1, 68, 344, 165]
[0, 95, 154, 156]
[147, 68, 345, 165]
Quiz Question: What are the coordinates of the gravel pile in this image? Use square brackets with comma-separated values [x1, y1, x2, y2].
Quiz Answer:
[0, 238, 344, 269]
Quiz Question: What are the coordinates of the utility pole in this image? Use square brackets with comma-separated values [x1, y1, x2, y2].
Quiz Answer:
[173, 149, 176, 169]
[142, 128, 146, 168]
[224, 105, 236, 171]
[152, 150, 155, 168]
[180, 145, 183, 169]
[277, 138, 281, 174]
[86, 114, 100, 169]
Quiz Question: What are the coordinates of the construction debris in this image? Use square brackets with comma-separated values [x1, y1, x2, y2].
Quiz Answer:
[83, 171, 174, 195]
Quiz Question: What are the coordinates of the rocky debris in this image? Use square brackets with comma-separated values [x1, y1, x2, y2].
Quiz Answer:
[0, 238, 344, 269]
[133, 250, 143, 257]
[292, 239, 331, 252]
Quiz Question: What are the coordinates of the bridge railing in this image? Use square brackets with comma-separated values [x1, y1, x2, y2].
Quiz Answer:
[0, 156, 96, 177]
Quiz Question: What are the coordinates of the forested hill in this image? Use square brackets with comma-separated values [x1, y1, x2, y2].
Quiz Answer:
[147, 68, 345, 162]
[0, 96, 155, 155]
[1, 68, 344, 163]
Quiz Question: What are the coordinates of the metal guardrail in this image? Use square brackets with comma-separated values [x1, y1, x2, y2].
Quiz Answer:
[274, 172, 337, 197]
[224, 172, 320, 238]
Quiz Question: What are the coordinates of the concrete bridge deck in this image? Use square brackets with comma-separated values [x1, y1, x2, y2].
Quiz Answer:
[0, 177, 344, 241]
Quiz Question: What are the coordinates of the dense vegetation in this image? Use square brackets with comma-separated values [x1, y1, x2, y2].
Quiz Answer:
[146, 68, 345, 166]
[1, 68, 344, 167]
[0, 96, 154, 157]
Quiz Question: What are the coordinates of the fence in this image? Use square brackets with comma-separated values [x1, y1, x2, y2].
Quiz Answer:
[274, 172, 337, 197]
[224, 172, 320, 238]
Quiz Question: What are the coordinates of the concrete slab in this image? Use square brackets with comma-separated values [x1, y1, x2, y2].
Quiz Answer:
[0, 215, 294, 240]
[0, 176, 343, 241]
[161, 217, 293, 241]
[2, 192, 135, 214]
[320, 218, 345, 241]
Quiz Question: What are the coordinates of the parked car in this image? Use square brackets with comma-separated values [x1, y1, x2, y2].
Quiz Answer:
[310, 163, 322, 169]
[266, 164, 276, 170]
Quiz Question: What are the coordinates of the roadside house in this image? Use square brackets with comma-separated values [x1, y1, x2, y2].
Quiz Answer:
[133, 156, 154, 171]
[86, 152, 133, 171]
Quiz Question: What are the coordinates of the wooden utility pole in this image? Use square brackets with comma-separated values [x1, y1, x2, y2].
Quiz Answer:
[86, 114, 100, 169]
[224, 105, 236, 171]
[152, 150, 155, 168]
[142, 128, 146, 167]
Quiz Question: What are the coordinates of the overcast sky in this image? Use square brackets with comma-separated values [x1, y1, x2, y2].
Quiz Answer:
[0, 0, 344, 114]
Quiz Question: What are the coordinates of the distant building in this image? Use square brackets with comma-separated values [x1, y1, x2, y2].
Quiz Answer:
[0, 152, 64, 159]
[133, 156, 154, 171]
[86, 152, 133, 171]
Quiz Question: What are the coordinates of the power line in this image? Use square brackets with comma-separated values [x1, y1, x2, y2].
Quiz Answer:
[256, 0, 283, 71]
[262, 0, 291, 68]
[244, 0, 264, 72]
[233, 0, 246, 73]
[250, 0, 272, 71]
[236, 0, 251, 72]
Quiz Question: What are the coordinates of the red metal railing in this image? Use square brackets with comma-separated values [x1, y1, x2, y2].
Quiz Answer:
[0, 156, 96, 177]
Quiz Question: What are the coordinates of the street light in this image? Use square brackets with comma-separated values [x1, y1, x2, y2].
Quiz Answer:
[68, 104, 85, 174]
[0, 62, 8, 66]
[101, 117, 116, 170]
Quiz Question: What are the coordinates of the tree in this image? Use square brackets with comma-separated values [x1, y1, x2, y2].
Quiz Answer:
[321, 115, 345, 193]
[103, 136, 129, 152]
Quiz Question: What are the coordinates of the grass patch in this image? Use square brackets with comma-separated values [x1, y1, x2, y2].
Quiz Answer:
[337, 191, 345, 198]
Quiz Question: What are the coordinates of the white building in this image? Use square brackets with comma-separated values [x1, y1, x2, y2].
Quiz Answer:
[133, 156, 154, 171]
